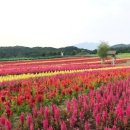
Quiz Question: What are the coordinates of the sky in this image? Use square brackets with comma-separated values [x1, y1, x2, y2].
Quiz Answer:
[0, 0, 130, 48]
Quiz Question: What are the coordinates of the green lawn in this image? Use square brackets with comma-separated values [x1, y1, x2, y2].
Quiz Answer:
[116, 53, 130, 58]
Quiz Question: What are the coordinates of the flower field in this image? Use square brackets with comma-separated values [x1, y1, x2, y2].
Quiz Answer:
[0, 57, 130, 130]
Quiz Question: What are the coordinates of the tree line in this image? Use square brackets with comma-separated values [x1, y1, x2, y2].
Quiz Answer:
[0, 46, 92, 59]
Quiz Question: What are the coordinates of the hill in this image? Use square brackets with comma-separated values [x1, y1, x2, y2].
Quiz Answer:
[111, 44, 130, 49]
[111, 44, 130, 53]
[0, 46, 93, 59]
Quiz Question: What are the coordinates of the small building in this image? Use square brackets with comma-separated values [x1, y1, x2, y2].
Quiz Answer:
[107, 51, 116, 57]
[107, 50, 117, 65]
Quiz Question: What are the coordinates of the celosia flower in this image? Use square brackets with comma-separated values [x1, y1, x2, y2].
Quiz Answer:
[66, 100, 71, 113]
[83, 102, 88, 111]
[126, 105, 130, 117]
[43, 119, 48, 130]
[79, 109, 84, 120]
[39, 106, 44, 115]
[70, 115, 77, 127]
[95, 114, 100, 125]
[44, 107, 49, 119]
[32, 107, 38, 118]
[84, 121, 90, 130]
[112, 125, 118, 130]
[0, 117, 5, 125]
[6, 106, 12, 118]
[20, 112, 25, 124]
[1, 96, 6, 102]
[54, 107, 60, 122]
[61, 121, 67, 130]
[5, 120, 12, 130]
[27, 114, 33, 126]
[48, 126, 53, 130]
[30, 123, 34, 130]
[115, 105, 124, 120]
[102, 111, 107, 121]
[36, 94, 43, 102]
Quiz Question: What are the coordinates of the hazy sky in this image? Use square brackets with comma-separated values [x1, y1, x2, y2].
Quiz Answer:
[0, 0, 130, 47]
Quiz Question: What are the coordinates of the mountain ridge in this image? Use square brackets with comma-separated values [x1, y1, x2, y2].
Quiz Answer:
[111, 44, 130, 48]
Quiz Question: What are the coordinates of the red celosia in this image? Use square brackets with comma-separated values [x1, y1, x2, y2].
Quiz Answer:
[0, 117, 5, 125]
[5, 106, 12, 118]
[20, 112, 25, 124]
[95, 114, 100, 125]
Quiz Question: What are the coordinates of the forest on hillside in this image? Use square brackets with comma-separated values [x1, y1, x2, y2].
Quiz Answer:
[0, 46, 93, 59]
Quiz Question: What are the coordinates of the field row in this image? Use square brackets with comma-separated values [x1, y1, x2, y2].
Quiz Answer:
[0, 57, 130, 67]
[0, 57, 129, 76]
[0, 66, 130, 82]
[0, 64, 112, 76]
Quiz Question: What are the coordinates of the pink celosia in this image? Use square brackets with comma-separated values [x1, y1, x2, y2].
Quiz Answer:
[43, 119, 49, 130]
[79, 109, 84, 120]
[66, 101, 71, 113]
[95, 114, 100, 125]
[39, 106, 44, 115]
[32, 107, 38, 118]
[84, 121, 90, 130]
[61, 121, 67, 130]
[126, 105, 130, 117]
[70, 114, 77, 127]
[5, 120, 12, 130]
[30, 123, 34, 130]
[83, 102, 88, 111]
[102, 111, 107, 121]
[54, 107, 60, 122]
[112, 125, 118, 130]
[115, 105, 124, 120]
[27, 114, 33, 126]
[48, 126, 53, 130]
[44, 107, 49, 119]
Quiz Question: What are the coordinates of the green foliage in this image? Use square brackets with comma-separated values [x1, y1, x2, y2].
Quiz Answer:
[97, 42, 110, 58]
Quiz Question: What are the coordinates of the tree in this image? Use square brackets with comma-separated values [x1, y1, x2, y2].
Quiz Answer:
[97, 42, 110, 63]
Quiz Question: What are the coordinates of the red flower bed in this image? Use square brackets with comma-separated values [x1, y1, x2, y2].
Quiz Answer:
[0, 64, 112, 76]
[0, 78, 130, 129]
